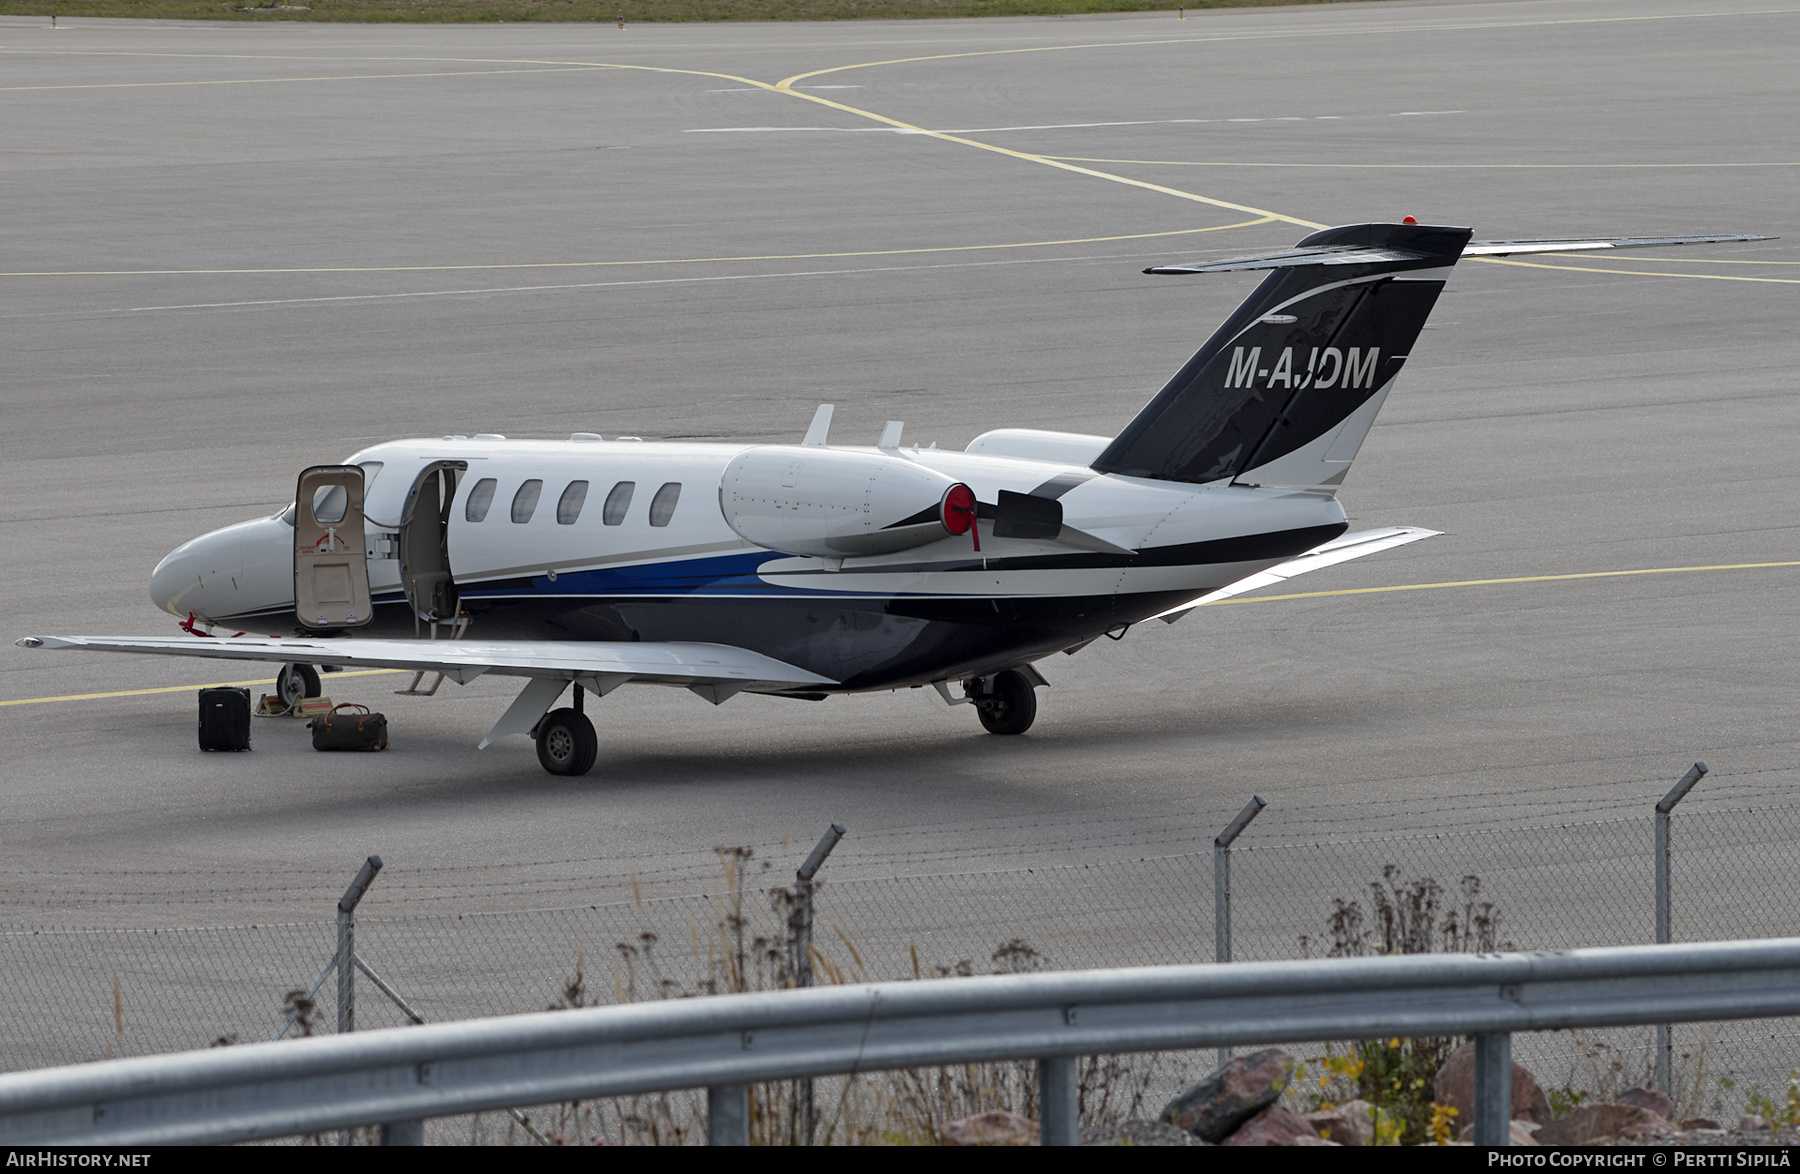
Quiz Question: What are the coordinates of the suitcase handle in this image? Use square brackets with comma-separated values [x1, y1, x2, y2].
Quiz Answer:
[318, 702, 371, 733]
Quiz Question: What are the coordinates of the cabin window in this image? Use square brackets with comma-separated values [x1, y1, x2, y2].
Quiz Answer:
[465, 478, 497, 523]
[557, 480, 589, 525]
[602, 481, 635, 526]
[649, 482, 681, 528]
[312, 484, 348, 524]
[511, 479, 543, 524]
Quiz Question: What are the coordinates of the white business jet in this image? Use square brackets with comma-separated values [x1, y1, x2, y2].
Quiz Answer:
[19, 223, 1766, 776]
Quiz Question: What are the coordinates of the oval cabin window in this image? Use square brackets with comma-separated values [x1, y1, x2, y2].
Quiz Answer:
[465, 478, 497, 523]
[557, 480, 588, 525]
[602, 481, 635, 526]
[511, 479, 543, 524]
[649, 482, 681, 528]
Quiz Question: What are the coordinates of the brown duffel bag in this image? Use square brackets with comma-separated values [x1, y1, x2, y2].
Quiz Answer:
[309, 703, 389, 752]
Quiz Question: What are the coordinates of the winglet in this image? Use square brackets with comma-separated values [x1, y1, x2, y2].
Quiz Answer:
[802, 404, 834, 447]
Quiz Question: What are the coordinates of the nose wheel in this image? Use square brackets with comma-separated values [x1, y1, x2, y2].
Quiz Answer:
[534, 707, 598, 777]
[974, 669, 1038, 736]
[275, 663, 322, 711]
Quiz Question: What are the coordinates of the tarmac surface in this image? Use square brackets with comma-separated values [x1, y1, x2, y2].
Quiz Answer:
[2, 0, 1796, 927]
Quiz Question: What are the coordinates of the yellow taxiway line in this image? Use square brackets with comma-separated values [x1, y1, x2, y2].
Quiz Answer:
[0, 223, 1276, 279]
[0, 669, 407, 708]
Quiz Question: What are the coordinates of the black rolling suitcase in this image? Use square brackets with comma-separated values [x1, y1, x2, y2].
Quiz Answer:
[309, 703, 389, 752]
[198, 687, 252, 752]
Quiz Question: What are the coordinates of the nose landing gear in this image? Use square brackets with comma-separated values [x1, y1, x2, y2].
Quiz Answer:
[275, 663, 322, 711]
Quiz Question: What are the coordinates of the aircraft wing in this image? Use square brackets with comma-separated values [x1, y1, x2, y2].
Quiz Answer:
[15, 635, 834, 691]
[1151, 525, 1441, 623]
[21, 634, 838, 750]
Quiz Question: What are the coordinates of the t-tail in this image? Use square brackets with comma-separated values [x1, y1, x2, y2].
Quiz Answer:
[1093, 222, 1771, 490]
[1092, 222, 1471, 490]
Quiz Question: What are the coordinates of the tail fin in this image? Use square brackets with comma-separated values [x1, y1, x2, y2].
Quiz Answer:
[1091, 222, 1473, 488]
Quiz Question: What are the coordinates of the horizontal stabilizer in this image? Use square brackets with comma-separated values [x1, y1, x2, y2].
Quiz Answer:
[1152, 525, 1441, 622]
[1146, 245, 1434, 274]
[1461, 234, 1773, 257]
[1148, 233, 1773, 274]
[16, 635, 835, 689]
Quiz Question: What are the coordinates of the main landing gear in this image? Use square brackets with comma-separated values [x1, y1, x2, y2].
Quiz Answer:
[970, 669, 1038, 736]
[534, 687, 598, 777]
[274, 663, 321, 711]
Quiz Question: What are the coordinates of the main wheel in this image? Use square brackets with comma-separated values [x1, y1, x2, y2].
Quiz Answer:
[275, 663, 322, 711]
[535, 707, 599, 777]
[977, 669, 1038, 736]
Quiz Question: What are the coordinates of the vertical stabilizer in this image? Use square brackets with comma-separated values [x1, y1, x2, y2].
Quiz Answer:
[1092, 223, 1472, 488]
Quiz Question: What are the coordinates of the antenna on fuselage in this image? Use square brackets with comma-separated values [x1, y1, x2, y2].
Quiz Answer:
[802, 404, 833, 447]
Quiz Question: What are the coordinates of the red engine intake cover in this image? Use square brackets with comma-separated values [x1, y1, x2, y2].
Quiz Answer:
[941, 483, 976, 535]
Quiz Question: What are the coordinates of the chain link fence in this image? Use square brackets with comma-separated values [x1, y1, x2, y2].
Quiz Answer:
[5, 798, 1799, 1131]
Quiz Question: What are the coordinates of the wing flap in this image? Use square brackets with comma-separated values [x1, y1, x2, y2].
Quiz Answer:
[17, 635, 835, 688]
[1152, 525, 1441, 622]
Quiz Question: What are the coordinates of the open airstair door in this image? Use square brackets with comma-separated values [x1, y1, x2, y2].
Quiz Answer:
[399, 461, 466, 630]
[294, 465, 373, 630]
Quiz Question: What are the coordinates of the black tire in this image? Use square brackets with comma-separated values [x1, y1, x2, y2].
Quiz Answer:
[275, 663, 322, 710]
[977, 669, 1038, 735]
[535, 708, 599, 777]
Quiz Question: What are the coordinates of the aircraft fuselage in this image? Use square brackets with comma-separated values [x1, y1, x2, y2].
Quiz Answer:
[150, 434, 1348, 693]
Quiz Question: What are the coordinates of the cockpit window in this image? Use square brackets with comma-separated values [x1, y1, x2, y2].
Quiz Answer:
[312, 484, 348, 524]
[602, 481, 634, 526]
[557, 481, 588, 525]
[465, 478, 497, 523]
[649, 482, 681, 528]
[276, 503, 296, 526]
[511, 479, 543, 524]
[358, 461, 383, 493]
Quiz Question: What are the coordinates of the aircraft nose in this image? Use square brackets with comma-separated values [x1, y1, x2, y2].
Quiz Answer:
[149, 526, 244, 619]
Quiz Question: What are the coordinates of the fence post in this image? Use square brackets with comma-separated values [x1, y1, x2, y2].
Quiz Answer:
[708, 1084, 749, 1146]
[1473, 1033, 1513, 1144]
[378, 1120, 424, 1146]
[336, 856, 383, 1036]
[1213, 796, 1266, 1067]
[1038, 1055, 1079, 1146]
[331, 856, 382, 1146]
[793, 822, 845, 1145]
[1654, 762, 1708, 1095]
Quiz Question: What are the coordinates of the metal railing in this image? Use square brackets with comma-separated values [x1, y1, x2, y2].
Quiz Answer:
[3, 937, 1799, 1147]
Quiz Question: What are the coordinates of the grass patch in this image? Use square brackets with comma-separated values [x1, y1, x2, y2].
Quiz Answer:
[2, 0, 1395, 26]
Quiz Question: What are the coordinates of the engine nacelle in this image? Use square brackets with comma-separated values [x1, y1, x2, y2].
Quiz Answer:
[720, 446, 973, 559]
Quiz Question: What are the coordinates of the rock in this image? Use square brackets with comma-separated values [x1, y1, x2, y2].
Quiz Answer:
[1303, 1100, 1376, 1146]
[1433, 1042, 1552, 1124]
[938, 1109, 1038, 1146]
[1535, 1103, 1677, 1145]
[1080, 1120, 1208, 1146]
[1739, 1114, 1767, 1132]
[1220, 1104, 1331, 1146]
[1617, 1087, 1675, 1118]
[1458, 1119, 1545, 1145]
[1682, 1118, 1723, 1131]
[1159, 1048, 1296, 1142]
